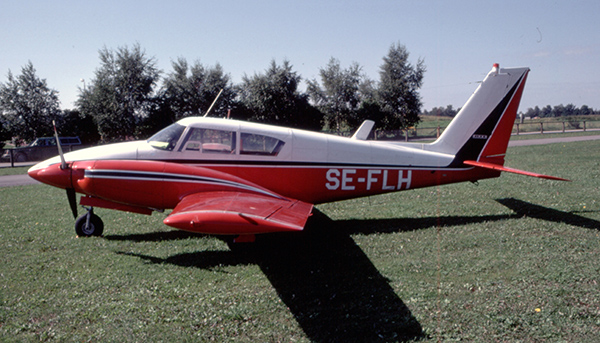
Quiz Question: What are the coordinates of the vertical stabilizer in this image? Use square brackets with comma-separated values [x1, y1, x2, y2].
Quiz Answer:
[428, 64, 529, 166]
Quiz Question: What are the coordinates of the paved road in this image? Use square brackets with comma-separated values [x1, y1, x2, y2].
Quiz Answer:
[0, 161, 35, 168]
[508, 134, 600, 147]
[0, 173, 39, 187]
[2, 134, 600, 188]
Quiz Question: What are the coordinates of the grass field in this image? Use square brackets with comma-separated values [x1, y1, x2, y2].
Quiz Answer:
[0, 166, 29, 176]
[1, 140, 599, 342]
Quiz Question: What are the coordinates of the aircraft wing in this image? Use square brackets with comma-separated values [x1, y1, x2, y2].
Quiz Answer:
[163, 191, 314, 235]
[463, 160, 569, 181]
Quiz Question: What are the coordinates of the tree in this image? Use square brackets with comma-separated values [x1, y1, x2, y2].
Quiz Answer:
[238, 60, 321, 129]
[524, 105, 541, 118]
[307, 58, 364, 131]
[564, 103, 577, 116]
[0, 61, 61, 142]
[77, 44, 160, 141]
[202, 63, 236, 118]
[159, 58, 235, 121]
[541, 105, 552, 118]
[579, 105, 592, 116]
[377, 42, 425, 130]
[551, 104, 565, 117]
[55, 109, 100, 144]
[423, 105, 458, 117]
[139, 58, 237, 138]
[0, 120, 9, 144]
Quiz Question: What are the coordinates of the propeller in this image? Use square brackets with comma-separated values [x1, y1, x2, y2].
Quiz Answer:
[53, 120, 67, 170]
[53, 121, 78, 219]
[66, 187, 78, 219]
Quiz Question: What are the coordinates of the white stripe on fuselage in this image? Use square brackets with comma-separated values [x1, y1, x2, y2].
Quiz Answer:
[84, 169, 286, 200]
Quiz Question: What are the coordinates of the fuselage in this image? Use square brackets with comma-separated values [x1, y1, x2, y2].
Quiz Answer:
[28, 116, 497, 212]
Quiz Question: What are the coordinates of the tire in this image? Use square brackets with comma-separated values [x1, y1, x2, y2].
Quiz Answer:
[14, 153, 27, 162]
[75, 212, 104, 237]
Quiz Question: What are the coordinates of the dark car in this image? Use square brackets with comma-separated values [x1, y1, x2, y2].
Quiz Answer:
[1, 137, 81, 162]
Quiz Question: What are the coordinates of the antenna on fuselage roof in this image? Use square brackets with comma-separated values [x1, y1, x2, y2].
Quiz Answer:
[203, 88, 224, 117]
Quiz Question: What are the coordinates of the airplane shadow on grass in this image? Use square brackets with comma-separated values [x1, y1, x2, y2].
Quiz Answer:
[110, 198, 599, 342]
[496, 197, 600, 231]
[114, 210, 427, 342]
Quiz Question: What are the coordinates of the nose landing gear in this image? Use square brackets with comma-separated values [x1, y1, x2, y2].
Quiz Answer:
[75, 207, 104, 237]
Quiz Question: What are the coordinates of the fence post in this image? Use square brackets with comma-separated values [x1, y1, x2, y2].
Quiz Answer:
[562, 122, 565, 133]
[9, 149, 14, 168]
[437, 126, 440, 138]
[540, 122, 544, 134]
[516, 123, 520, 135]
[584, 121, 587, 131]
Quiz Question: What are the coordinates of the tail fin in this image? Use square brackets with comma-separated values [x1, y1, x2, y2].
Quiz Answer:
[429, 64, 568, 181]
[429, 63, 529, 165]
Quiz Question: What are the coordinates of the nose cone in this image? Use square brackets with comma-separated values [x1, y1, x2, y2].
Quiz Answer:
[28, 160, 72, 189]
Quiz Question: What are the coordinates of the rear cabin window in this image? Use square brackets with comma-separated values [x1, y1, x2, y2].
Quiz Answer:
[183, 128, 236, 154]
[240, 133, 285, 156]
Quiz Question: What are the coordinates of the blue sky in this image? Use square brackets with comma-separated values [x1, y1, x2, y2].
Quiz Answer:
[2, 0, 599, 112]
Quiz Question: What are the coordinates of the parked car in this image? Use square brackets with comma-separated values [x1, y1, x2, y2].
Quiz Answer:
[1, 137, 81, 162]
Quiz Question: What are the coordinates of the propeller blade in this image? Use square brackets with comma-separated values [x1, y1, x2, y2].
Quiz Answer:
[52, 121, 77, 218]
[66, 187, 78, 219]
[52, 120, 67, 170]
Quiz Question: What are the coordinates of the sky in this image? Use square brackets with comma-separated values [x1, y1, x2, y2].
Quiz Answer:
[1, 0, 599, 113]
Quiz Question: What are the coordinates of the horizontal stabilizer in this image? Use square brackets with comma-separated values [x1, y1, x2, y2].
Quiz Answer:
[463, 160, 569, 181]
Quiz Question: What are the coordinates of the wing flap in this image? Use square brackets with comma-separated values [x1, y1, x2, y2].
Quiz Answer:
[164, 191, 313, 234]
[464, 160, 569, 181]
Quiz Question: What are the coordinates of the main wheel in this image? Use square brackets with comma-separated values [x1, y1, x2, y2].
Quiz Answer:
[75, 212, 104, 237]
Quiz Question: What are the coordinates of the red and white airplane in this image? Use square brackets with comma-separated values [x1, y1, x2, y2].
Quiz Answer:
[28, 64, 566, 240]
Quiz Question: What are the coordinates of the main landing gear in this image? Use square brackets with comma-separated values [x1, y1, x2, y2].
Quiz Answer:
[75, 207, 104, 237]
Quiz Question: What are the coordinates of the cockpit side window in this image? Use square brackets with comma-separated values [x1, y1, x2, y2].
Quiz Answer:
[148, 123, 186, 151]
[182, 128, 236, 154]
[240, 133, 285, 156]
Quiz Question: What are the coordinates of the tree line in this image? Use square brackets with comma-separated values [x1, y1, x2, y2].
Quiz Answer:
[522, 104, 599, 118]
[422, 104, 599, 120]
[0, 42, 425, 144]
[421, 105, 459, 117]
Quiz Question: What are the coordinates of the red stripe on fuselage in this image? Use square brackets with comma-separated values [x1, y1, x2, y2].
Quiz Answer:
[204, 164, 500, 204]
[70, 159, 501, 211]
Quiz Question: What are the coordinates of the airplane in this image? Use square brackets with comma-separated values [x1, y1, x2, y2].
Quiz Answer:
[28, 64, 567, 241]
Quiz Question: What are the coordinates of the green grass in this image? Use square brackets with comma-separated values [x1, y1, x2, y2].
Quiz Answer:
[0, 166, 29, 176]
[418, 115, 454, 128]
[1, 141, 600, 342]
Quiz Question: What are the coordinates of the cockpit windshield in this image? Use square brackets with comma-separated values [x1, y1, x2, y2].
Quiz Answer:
[148, 123, 185, 151]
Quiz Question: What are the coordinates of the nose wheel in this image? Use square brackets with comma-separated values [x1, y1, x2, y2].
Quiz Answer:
[75, 208, 104, 237]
